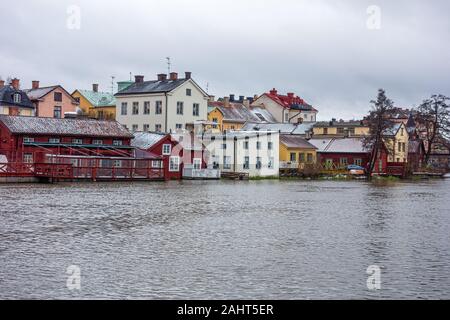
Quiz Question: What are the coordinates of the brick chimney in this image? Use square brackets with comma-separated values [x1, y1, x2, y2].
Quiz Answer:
[169, 72, 178, 81]
[269, 88, 277, 96]
[135, 75, 144, 83]
[229, 94, 235, 102]
[0, 80, 4, 88]
[223, 96, 230, 107]
[32, 80, 40, 89]
[92, 83, 99, 92]
[157, 73, 167, 81]
[185, 71, 192, 79]
[11, 78, 20, 90]
[239, 95, 245, 102]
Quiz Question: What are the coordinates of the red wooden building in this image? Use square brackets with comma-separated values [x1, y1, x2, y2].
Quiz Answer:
[0, 115, 163, 181]
[131, 131, 209, 180]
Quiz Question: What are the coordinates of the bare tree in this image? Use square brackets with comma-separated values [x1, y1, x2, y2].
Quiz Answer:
[363, 89, 396, 178]
[416, 94, 450, 164]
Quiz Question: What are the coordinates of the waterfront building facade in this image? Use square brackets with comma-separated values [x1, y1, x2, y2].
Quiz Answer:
[279, 135, 317, 170]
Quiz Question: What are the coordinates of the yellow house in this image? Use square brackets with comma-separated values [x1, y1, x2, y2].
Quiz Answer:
[279, 135, 318, 169]
[313, 120, 369, 137]
[72, 84, 116, 120]
[208, 101, 261, 133]
[383, 122, 409, 163]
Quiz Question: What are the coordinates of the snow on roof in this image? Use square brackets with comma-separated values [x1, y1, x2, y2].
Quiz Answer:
[308, 137, 368, 153]
[131, 131, 166, 150]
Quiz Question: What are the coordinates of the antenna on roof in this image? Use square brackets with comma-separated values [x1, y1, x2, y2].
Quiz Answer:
[129, 72, 132, 81]
[166, 57, 171, 74]
[206, 82, 209, 94]
[110, 76, 115, 94]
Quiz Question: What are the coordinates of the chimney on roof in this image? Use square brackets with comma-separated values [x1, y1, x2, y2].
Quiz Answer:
[32, 80, 40, 89]
[92, 83, 99, 92]
[185, 71, 192, 79]
[0, 80, 4, 88]
[239, 95, 245, 102]
[269, 88, 277, 95]
[157, 73, 167, 81]
[224, 96, 230, 107]
[287, 92, 294, 98]
[229, 94, 235, 102]
[243, 98, 250, 108]
[11, 78, 20, 90]
[135, 75, 144, 83]
[253, 94, 259, 101]
[169, 72, 178, 81]
[247, 97, 254, 104]
[208, 95, 215, 102]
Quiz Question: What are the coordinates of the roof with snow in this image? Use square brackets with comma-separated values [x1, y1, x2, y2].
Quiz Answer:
[308, 137, 368, 154]
[131, 131, 167, 150]
[280, 135, 317, 149]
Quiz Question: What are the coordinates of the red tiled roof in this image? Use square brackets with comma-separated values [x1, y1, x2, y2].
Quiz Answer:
[263, 89, 318, 112]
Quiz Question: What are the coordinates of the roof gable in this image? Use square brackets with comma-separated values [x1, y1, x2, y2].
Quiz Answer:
[75, 89, 116, 107]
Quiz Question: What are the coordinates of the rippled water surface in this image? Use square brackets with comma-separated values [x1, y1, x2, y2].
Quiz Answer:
[0, 179, 449, 299]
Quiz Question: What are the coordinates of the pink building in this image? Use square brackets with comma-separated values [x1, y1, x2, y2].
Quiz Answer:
[24, 81, 79, 118]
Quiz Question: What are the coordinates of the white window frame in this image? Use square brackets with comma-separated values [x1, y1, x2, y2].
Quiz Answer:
[92, 139, 103, 145]
[113, 140, 123, 146]
[162, 144, 172, 155]
[13, 93, 21, 104]
[48, 138, 60, 144]
[121, 102, 127, 115]
[72, 138, 83, 144]
[23, 153, 33, 163]
[176, 101, 184, 115]
[169, 156, 180, 172]
[152, 160, 163, 168]
[23, 137, 35, 143]
[193, 158, 202, 170]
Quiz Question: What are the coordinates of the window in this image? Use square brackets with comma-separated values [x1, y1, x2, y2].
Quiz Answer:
[186, 88, 192, 96]
[144, 101, 150, 114]
[72, 138, 83, 144]
[256, 157, 262, 169]
[113, 140, 123, 146]
[93, 139, 103, 145]
[53, 106, 61, 118]
[74, 97, 80, 103]
[162, 144, 172, 155]
[193, 103, 199, 116]
[177, 101, 184, 115]
[155, 101, 162, 114]
[299, 153, 306, 163]
[131, 124, 138, 132]
[354, 158, 362, 166]
[54, 92, 62, 102]
[311, 115, 314, 121]
[193, 158, 202, 170]
[155, 124, 162, 132]
[175, 124, 183, 130]
[152, 160, 163, 168]
[243, 156, 250, 169]
[307, 153, 314, 163]
[48, 138, 60, 144]
[23, 137, 35, 143]
[121, 102, 128, 115]
[132, 102, 139, 115]
[284, 113, 289, 122]
[221, 143, 227, 149]
[243, 140, 249, 149]
[398, 142, 402, 152]
[169, 156, 180, 172]
[113, 160, 122, 168]
[13, 93, 21, 104]
[268, 142, 273, 150]
[323, 128, 328, 135]
[349, 128, 355, 136]
[256, 141, 261, 150]
[142, 124, 149, 132]
[223, 156, 231, 169]
[337, 127, 345, 135]
[396, 157, 400, 162]
[401, 128, 404, 136]
[290, 153, 296, 162]
[325, 159, 333, 169]
[340, 157, 348, 167]
[268, 157, 274, 169]
[402, 142, 406, 152]
[23, 153, 33, 163]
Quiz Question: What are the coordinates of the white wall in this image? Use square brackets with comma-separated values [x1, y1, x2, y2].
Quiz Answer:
[202, 132, 279, 177]
[115, 79, 208, 133]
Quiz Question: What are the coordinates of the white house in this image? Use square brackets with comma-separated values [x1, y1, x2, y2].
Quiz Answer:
[115, 72, 209, 133]
[201, 131, 280, 177]
[251, 88, 318, 123]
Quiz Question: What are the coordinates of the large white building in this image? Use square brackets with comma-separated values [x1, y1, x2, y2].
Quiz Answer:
[115, 72, 209, 133]
[201, 131, 280, 177]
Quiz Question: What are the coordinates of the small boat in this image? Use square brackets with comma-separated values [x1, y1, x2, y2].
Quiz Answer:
[443, 173, 450, 179]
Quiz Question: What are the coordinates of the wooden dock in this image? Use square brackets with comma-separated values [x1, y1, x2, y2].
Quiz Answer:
[221, 171, 249, 180]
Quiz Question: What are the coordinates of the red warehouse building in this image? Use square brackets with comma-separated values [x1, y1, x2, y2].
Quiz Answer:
[0, 115, 163, 181]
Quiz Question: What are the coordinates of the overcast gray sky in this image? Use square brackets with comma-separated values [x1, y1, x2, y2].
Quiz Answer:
[1, 0, 449, 120]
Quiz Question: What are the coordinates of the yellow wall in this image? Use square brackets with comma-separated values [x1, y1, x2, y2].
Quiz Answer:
[72, 91, 116, 120]
[384, 124, 409, 163]
[313, 126, 369, 136]
[208, 108, 223, 132]
[1, 107, 33, 116]
[279, 143, 317, 164]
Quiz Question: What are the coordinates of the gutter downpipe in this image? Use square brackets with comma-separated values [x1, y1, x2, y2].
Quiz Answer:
[164, 92, 168, 133]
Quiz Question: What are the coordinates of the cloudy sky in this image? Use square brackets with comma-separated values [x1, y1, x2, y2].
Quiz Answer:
[1, 0, 449, 119]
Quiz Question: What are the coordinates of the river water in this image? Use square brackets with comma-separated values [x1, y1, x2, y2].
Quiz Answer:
[0, 179, 449, 299]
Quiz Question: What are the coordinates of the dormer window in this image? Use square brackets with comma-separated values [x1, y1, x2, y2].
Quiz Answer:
[13, 93, 21, 104]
